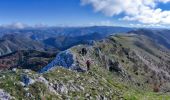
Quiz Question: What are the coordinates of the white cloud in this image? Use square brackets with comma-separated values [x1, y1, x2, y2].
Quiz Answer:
[0, 22, 28, 29]
[129, 23, 167, 28]
[0, 22, 49, 29]
[34, 23, 48, 28]
[89, 20, 115, 26]
[81, 0, 170, 25]
[159, 0, 170, 3]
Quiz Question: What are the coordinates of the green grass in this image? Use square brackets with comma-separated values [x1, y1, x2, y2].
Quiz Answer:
[0, 67, 169, 99]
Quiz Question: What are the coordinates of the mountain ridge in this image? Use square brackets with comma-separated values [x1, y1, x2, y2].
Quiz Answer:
[0, 29, 170, 99]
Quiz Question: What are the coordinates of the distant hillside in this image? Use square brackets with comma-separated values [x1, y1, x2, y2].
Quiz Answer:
[128, 29, 170, 49]
[0, 26, 132, 38]
[0, 26, 132, 56]
[43, 32, 103, 50]
[0, 50, 56, 71]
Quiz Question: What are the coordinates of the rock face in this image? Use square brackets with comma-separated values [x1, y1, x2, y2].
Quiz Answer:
[40, 50, 84, 73]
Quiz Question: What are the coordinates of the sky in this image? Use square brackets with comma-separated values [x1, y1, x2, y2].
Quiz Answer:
[0, 0, 170, 28]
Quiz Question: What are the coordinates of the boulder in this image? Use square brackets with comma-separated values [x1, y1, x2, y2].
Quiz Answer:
[0, 89, 13, 100]
[108, 59, 122, 73]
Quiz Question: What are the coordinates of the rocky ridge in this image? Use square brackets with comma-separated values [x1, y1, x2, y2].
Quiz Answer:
[0, 33, 170, 99]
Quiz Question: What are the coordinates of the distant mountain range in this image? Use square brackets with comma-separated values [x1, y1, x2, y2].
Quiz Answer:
[0, 26, 132, 38]
[0, 26, 133, 56]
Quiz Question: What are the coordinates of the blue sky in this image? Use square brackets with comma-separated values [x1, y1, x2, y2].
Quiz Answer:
[0, 0, 118, 26]
[0, 0, 170, 27]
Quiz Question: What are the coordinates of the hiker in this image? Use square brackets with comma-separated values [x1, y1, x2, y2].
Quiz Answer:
[82, 48, 87, 56]
[86, 60, 91, 71]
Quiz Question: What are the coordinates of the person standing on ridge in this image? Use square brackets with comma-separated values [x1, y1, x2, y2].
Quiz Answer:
[82, 48, 87, 56]
[86, 60, 91, 71]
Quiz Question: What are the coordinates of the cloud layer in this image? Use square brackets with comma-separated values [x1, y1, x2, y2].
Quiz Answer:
[0, 22, 28, 29]
[0, 22, 48, 29]
[81, 0, 170, 25]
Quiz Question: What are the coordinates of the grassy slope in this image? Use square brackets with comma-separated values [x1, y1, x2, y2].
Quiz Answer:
[0, 67, 170, 100]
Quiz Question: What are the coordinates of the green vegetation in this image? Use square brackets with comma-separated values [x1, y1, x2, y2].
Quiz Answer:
[0, 66, 169, 99]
